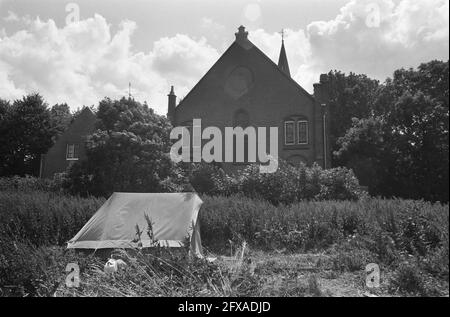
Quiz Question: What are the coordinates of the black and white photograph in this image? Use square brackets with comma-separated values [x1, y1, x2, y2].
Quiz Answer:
[0, 0, 448, 301]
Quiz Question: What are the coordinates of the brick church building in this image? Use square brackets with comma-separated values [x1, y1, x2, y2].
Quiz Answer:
[40, 26, 331, 178]
[168, 26, 331, 169]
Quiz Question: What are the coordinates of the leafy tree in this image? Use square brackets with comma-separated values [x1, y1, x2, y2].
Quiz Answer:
[50, 103, 72, 137]
[336, 61, 449, 202]
[0, 98, 8, 114]
[326, 71, 380, 166]
[65, 97, 179, 196]
[335, 116, 392, 196]
[373, 60, 449, 115]
[0, 94, 55, 177]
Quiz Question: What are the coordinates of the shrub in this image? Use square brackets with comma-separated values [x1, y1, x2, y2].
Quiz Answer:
[183, 160, 365, 204]
[238, 161, 364, 204]
[183, 162, 238, 196]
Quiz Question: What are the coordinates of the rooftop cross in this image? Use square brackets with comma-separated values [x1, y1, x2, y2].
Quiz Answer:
[277, 29, 291, 77]
[279, 29, 285, 41]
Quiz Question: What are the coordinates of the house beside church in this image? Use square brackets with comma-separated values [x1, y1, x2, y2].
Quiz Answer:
[39, 107, 96, 178]
[167, 26, 331, 169]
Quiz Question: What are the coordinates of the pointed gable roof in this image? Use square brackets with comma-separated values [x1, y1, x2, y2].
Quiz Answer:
[176, 26, 314, 111]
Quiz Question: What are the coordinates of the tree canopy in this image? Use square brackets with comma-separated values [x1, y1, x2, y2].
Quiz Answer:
[336, 60, 449, 202]
[64, 97, 179, 196]
[0, 94, 55, 177]
[325, 70, 380, 166]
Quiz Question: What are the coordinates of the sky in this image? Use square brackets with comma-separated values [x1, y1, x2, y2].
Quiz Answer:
[0, 0, 448, 114]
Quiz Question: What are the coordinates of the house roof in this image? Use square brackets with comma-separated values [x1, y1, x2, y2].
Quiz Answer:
[176, 26, 315, 112]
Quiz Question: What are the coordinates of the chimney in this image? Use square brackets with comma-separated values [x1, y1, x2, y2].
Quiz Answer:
[167, 86, 176, 124]
[313, 73, 331, 169]
[235, 25, 253, 49]
[314, 74, 330, 103]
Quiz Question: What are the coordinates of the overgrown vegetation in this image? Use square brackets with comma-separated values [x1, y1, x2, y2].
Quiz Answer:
[332, 61, 449, 202]
[1, 158, 365, 205]
[0, 188, 448, 296]
[185, 160, 364, 204]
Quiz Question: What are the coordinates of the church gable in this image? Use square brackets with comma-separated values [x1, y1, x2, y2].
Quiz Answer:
[174, 26, 314, 124]
[169, 26, 330, 169]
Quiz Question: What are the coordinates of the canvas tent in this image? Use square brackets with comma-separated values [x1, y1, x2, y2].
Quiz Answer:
[67, 192, 203, 257]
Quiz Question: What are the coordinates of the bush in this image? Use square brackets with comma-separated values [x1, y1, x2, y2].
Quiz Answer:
[184, 160, 365, 204]
[183, 163, 238, 196]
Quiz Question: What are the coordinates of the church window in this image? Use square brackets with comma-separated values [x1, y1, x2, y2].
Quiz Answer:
[284, 121, 295, 145]
[298, 120, 308, 144]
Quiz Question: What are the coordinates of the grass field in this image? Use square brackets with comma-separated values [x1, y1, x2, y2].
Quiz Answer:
[0, 190, 448, 297]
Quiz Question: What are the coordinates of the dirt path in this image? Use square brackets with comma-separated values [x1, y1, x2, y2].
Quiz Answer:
[218, 251, 383, 297]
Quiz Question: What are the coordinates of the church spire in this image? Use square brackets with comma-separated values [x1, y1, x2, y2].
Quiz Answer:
[277, 30, 291, 77]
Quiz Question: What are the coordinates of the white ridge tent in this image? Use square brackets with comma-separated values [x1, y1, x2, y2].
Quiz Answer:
[67, 192, 203, 257]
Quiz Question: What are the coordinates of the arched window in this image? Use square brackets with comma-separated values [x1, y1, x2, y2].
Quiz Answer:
[284, 115, 309, 146]
[297, 120, 308, 145]
[284, 121, 295, 145]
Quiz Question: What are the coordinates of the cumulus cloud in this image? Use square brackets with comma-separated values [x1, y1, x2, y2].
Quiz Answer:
[0, 0, 448, 113]
[306, 0, 448, 79]
[250, 0, 449, 92]
[0, 14, 219, 113]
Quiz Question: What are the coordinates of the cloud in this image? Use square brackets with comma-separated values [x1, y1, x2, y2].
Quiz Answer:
[0, 0, 448, 113]
[306, 0, 449, 78]
[250, 28, 314, 91]
[0, 61, 24, 99]
[250, 0, 448, 92]
[3, 10, 19, 22]
[151, 34, 219, 86]
[0, 14, 219, 114]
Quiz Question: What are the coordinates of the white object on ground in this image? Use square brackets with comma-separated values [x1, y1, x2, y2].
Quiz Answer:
[104, 258, 127, 274]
